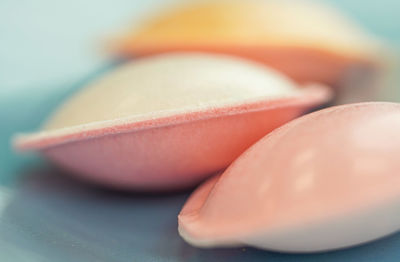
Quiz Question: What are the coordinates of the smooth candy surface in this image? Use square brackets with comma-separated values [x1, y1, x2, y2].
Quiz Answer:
[14, 53, 330, 190]
[112, 0, 382, 86]
[179, 102, 400, 251]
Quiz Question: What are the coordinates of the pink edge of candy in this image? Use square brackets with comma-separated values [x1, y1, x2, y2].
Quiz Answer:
[14, 84, 330, 151]
[178, 102, 400, 247]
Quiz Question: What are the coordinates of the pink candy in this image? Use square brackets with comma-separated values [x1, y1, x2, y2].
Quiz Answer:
[179, 102, 400, 252]
[14, 53, 399, 252]
[14, 53, 330, 190]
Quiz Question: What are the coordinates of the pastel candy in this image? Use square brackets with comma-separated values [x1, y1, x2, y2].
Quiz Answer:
[14, 53, 330, 190]
[179, 102, 400, 251]
[111, 0, 383, 100]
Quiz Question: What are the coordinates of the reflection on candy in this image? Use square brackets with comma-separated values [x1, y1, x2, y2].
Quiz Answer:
[14, 53, 330, 190]
[179, 102, 400, 252]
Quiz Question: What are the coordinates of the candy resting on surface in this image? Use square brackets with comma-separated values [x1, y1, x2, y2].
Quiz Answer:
[13, 53, 330, 190]
[179, 102, 400, 251]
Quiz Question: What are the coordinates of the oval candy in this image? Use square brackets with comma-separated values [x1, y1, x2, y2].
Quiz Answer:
[179, 102, 400, 251]
[14, 53, 330, 190]
[111, 0, 383, 96]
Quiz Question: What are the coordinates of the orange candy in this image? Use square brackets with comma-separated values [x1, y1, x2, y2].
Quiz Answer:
[111, 0, 384, 99]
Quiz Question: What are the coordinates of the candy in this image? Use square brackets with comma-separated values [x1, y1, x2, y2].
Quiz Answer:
[179, 102, 400, 251]
[14, 53, 330, 190]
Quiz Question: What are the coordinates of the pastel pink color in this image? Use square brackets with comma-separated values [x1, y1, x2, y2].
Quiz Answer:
[14, 87, 328, 190]
[179, 102, 400, 251]
[13, 53, 331, 190]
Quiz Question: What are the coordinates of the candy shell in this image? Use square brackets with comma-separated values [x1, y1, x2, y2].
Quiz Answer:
[14, 53, 330, 190]
[179, 102, 400, 251]
[111, 0, 383, 97]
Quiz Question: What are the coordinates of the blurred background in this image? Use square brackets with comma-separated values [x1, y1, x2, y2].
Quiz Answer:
[1, 0, 399, 95]
[1, 0, 400, 261]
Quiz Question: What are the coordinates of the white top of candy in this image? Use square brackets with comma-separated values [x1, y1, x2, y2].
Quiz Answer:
[44, 53, 300, 130]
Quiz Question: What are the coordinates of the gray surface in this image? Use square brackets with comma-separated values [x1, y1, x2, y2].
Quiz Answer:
[1, 165, 400, 262]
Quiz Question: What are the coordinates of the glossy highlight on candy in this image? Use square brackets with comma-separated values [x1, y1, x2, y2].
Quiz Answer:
[179, 102, 400, 252]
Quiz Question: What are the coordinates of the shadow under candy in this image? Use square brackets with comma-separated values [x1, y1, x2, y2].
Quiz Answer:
[2, 59, 400, 262]
[1, 166, 400, 262]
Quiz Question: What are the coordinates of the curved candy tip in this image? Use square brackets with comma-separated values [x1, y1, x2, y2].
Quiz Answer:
[178, 102, 400, 252]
